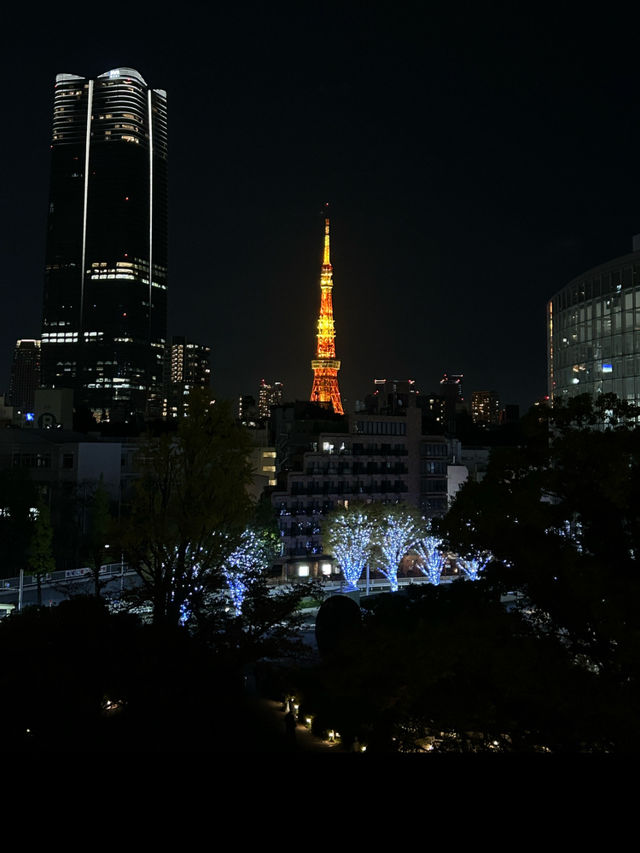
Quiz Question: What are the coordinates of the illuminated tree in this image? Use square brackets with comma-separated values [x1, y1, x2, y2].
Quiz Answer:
[222, 526, 280, 615]
[457, 554, 491, 581]
[413, 533, 447, 585]
[323, 506, 375, 591]
[372, 505, 419, 592]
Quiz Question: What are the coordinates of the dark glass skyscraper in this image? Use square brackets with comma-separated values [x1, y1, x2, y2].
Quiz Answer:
[41, 67, 168, 422]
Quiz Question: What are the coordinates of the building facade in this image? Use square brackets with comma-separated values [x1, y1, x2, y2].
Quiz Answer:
[271, 401, 460, 578]
[548, 243, 640, 404]
[258, 379, 283, 420]
[41, 68, 168, 422]
[7, 339, 41, 414]
[164, 336, 212, 418]
[471, 390, 500, 425]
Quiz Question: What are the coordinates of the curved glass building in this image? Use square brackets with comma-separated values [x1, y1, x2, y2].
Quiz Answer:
[548, 244, 640, 404]
[41, 68, 168, 422]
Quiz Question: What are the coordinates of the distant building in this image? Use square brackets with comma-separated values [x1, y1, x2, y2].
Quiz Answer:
[500, 403, 520, 424]
[364, 379, 418, 414]
[258, 379, 283, 420]
[0, 428, 140, 571]
[439, 372, 465, 433]
[471, 390, 500, 425]
[271, 395, 460, 579]
[247, 444, 278, 501]
[7, 339, 41, 413]
[548, 237, 640, 405]
[165, 336, 212, 418]
[238, 394, 259, 427]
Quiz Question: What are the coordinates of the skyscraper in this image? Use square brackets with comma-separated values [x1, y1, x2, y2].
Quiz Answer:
[310, 206, 344, 415]
[41, 67, 168, 422]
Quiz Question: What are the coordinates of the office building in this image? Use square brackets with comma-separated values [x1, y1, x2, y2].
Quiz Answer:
[41, 67, 168, 422]
[7, 339, 41, 413]
[547, 239, 640, 405]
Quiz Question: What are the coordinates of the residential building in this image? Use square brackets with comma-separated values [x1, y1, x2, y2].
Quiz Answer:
[471, 390, 500, 425]
[271, 397, 459, 579]
[165, 336, 212, 417]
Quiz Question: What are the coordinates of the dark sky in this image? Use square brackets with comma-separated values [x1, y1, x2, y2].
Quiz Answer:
[3, 3, 640, 413]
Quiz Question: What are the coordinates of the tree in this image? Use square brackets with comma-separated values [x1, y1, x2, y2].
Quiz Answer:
[221, 525, 280, 615]
[370, 504, 420, 592]
[439, 393, 640, 686]
[191, 574, 321, 672]
[412, 531, 447, 585]
[121, 391, 254, 626]
[27, 500, 55, 607]
[322, 504, 375, 590]
[83, 476, 114, 598]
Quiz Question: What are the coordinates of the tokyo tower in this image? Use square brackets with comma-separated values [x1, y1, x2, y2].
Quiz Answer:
[310, 205, 344, 415]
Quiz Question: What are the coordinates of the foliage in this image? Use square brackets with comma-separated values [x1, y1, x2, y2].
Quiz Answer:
[299, 581, 637, 753]
[191, 575, 322, 671]
[121, 390, 254, 626]
[82, 476, 114, 598]
[27, 500, 55, 606]
[439, 392, 640, 685]
[0, 597, 232, 751]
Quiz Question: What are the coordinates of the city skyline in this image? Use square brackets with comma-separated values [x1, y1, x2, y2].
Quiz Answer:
[4, 6, 640, 414]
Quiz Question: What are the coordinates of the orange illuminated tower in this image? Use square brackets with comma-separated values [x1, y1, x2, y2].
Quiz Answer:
[310, 206, 344, 415]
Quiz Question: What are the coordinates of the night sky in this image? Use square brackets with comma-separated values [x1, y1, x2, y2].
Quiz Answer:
[3, 4, 640, 414]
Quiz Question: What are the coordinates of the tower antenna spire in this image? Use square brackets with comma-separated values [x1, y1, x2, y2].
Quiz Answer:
[310, 204, 344, 415]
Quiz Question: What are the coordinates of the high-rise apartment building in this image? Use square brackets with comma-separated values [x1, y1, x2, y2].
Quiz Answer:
[41, 67, 168, 422]
[165, 336, 212, 417]
[471, 390, 500, 425]
[7, 339, 41, 413]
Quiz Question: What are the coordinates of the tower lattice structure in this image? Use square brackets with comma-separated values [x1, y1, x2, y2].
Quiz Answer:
[310, 208, 344, 415]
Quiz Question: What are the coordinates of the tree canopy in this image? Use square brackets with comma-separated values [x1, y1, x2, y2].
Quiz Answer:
[121, 391, 254, 626]
[439, 393, 640, 693]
